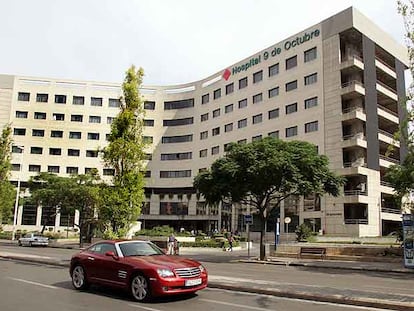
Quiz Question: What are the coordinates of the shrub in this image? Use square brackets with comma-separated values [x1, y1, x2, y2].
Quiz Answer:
[295, 223, 313, 242]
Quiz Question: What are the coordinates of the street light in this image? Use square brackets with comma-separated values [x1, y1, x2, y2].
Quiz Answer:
[12, 145, 24, 241]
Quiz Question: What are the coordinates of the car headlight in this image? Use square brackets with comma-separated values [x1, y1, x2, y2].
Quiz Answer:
[157, 268, 175, 278]
[199, 265, 206, 273]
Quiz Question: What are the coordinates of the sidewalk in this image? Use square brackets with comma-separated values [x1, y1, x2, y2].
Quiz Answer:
[1, 240, 414, 310]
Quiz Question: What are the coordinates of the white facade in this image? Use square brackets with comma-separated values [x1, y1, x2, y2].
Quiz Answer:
[0, 7, 408, 236]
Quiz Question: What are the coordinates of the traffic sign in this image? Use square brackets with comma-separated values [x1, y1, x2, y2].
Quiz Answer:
[244, 214, 253, 225]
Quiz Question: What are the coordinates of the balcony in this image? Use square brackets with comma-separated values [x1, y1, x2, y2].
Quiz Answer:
[378, 130, 399, 147]
[342, 132, 367, 148]
[376, 81, 398, 101]
[344, 219, 368, 225]
[344, 190, 368, 196]
[381, 207, 401, 214]
[341, 54, 364, 71]
[341, 80, 365, 99]
[377, 106, 399, 124]
[375, 57, 397, 79]
[342, 106, 366, 122]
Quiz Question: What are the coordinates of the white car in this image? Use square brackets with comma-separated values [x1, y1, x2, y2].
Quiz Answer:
[18, 233, 49, 247]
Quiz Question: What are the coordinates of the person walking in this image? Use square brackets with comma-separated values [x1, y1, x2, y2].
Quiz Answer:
[227, 234, 234, 252]
[168, 233, 176, 255]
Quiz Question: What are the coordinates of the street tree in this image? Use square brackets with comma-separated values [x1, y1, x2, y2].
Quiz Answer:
[100, 65, 146, 237]
[194, 138, 344, 260]
[0, 125, 15, 224]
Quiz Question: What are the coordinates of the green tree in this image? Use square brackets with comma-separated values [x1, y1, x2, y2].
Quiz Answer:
[100, 65, 146, 236]
[194, 138, 344, 260]
[0, 125, 15, 224]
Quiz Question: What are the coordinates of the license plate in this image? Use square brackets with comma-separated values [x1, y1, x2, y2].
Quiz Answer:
[185, 278, 202, 286]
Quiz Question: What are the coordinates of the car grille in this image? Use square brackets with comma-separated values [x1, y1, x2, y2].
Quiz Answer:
[174, 267, 201, 278]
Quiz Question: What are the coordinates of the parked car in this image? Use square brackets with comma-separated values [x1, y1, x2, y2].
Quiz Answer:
[69, 240, 208, 302]
[18, 232, 49, 247]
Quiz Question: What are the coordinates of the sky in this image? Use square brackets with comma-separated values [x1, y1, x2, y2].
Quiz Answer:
[0, 0, 408, 86]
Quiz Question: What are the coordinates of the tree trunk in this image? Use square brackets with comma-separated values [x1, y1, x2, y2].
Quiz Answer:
[259, 213, 267, 260]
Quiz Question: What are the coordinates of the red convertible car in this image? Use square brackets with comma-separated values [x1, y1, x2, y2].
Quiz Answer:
[69, 240, 207, 301]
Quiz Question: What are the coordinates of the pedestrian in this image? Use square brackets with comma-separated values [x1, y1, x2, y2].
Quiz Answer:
[168, 233, 176, 255]
[227, 234, 234, 252]
[174, 238, 179, 255]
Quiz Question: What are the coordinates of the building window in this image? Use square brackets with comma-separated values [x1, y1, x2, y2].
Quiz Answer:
[48, 166, 60, 173]
[268, 108, 279, 119]
[213, 108, 220, 118]
[160, 170, 191, 178]
[238, 139, 247, 144]
[12, 146, 23, 153]
[285, 55, 297, 70]
[285, 80, 298, 92]
[18, 92, 30, 101]
[69, 131, 81, 139]
[304, 73, 318, 85]
[200, 131, 208, 140]
[89, 116, 101, 123]
[268, 87, 279, 98]
[71, 114, 83, 122]
[51, 130, 63, 138]
[32, 129, 44, 137]
[34, 112, 46, 120]
[253, 93, 263, 104]
[199, 149, 207, 158]
[107, 117, 115, 124]
[36, 93, 48, 102]
[211, 146, 219, 155]
[143, 136, 153, 144]
[161, 134, 193, 143]
[29, 165, 41, 172]
[305, 97, 318, 109]
[143, 171, 151, 178]
[252, 135, 262, 141]
[30, 147, 43, 154]
[103, 169, 115, 176]
[225, 104, 233, 113]
[305, 121, 319, 133]
[201, 113, 209, 122]
[91, 97, 103, 106]
[268, 131, 279, 138]
[16, 111, 28, 118]
[87, 133, 100, 140]
[12, 164, 21, 171]
[304, 47, 317, 62]
[238, 98, 247, 109]
[213, 88, 221, 100]
[286, 126, 298, 137]
[201, 94, 209, 104]
[109, 98, 121, 108]
[53, 113, 65, 121]
[238, 118, 247, 129]
[226, 83, 234, 95]
[239, 77, 248, 89]
[86, 150, 98, 157]
[253, 70, 263, 83]
[144, 153, 152, 161]
[252, 114, 263, 124]
[66, 167, 79, 174]
[68, 149, 80, 157]
[212, 127, 220, 136]
[55, 95, 66, 104]
[285, 103, 298, 114]
[164, 99, 194, 109]
[14, 128, 26, 136]
[144, 101, 155, 110]
[268, 63, 279, 77]
[163, 117, 193, 126]
[225, 123, 233, 132]
[161, 152, 192, 161]
[49, 148, 62, 155]
[144, 119, 154, 127]
[73, 96, 85, 105]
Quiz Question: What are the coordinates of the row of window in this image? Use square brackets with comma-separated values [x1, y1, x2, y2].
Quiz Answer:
[201, 47, 317, 105]
[12, 146, 99, 157]
[12, 164, 115, 175]
[13, 128, 101, 140]
[15, 111, 118, 124]
[198, 121, 319, 157]
[17, 93, 122, 107]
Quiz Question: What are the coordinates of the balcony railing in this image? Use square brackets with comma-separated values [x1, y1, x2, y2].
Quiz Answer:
[380, 180, 393, 187]
[341, 80, 364, 89]
[342, 53, 363, 63]
[342, 133, 366, 141]
[345, 219, 368, 225]
[378, 129, 396, 139]
[378, 105, 398, 117]
[342, 106, 365, 114]
[344, 190, 368, 196]
[377, 80, 397, 95]
[375, 56, 396, 72]
[381, 207, 401, 214]
[343, 161, 367, 168]
[379, 155, 400, 164]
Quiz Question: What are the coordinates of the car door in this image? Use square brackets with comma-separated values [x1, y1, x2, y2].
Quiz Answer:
[81, 244, 104, 281]
[95, 243, 130, 287]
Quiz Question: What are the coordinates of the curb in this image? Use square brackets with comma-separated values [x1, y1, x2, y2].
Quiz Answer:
[1, 254, 414, 311]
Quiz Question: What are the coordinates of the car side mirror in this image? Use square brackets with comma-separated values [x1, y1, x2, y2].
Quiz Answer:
[105, 251, 118, 259]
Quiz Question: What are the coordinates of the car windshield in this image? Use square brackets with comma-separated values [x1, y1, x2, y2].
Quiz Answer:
[119, 241, 164, 257]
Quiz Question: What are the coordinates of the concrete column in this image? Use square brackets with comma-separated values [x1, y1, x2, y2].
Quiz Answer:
[396, 59, 408, 161]
[55, 211, 61, 231]
[36, 205, 42, 227]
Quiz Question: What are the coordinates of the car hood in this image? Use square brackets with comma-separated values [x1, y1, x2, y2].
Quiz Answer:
[124, 255, 200, 269]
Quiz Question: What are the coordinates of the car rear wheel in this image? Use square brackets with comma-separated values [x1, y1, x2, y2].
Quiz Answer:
[71, 265, 89, 290]
[130, 274, 151, 302]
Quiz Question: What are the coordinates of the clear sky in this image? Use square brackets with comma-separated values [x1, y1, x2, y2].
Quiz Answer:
[0, 0, 407, 86]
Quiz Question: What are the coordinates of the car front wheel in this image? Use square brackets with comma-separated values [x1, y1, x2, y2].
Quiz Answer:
[71, 265, 89, 290]
[130, 274, 151, 302]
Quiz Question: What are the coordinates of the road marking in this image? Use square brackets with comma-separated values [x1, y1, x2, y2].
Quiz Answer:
[128, 304, 163, 311]
[7, 277, 58, 289]
[199, 298, 274, 311]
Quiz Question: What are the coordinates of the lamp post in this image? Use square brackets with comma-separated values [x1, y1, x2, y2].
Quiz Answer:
[12, 145, 24, 241]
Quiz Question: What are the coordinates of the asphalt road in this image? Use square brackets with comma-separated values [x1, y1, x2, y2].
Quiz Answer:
[0, 260, 397, 311]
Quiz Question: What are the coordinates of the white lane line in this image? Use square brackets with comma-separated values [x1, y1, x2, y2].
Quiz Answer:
[128, 304, 163, 311]
[7, 277, 58, 289]
[199, 298, 273, 311]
